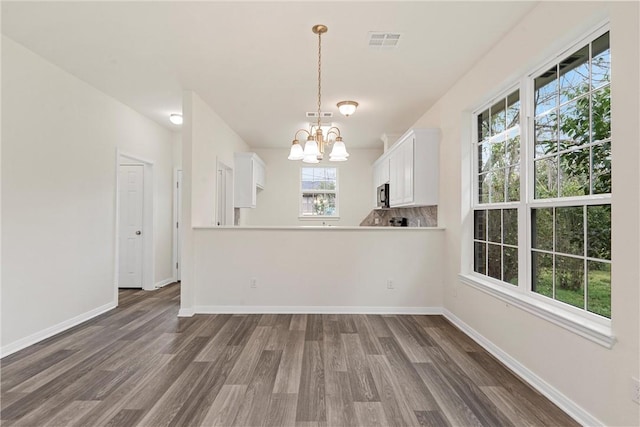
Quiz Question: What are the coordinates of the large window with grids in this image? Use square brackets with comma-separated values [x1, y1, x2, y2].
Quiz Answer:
[472, 28, 611, 321]
[300, 167, 338, 217]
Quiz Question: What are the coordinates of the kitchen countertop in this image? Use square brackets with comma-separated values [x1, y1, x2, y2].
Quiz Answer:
[193, 226, 445, 230]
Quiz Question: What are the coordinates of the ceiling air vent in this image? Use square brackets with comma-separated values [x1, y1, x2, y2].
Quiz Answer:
[306, 112, 333, 118]
[368, 32, 401, 49]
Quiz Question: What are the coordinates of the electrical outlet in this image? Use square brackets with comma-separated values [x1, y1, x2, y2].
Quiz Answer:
[632, 377, 640, 404]
[386, 279, 395, 289]
[250, 278, 257, 288]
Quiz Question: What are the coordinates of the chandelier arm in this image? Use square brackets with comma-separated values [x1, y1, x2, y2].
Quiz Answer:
[293, 129, 311, 140]
[327, 127, 342, 138]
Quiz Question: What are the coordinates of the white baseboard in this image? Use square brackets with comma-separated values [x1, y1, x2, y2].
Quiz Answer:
[192, 305, 443, 315]
[0, 301, 116, 358]
[155, 277, 176, 289]
[178, 307, 195, 317]
[442, 309, 603, 427]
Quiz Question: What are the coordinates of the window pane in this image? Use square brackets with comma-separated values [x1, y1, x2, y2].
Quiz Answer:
[478, 142, 491, 173]
[487, 209, 502, 243]
[555, 255, 585, 309]
[559, 45, 590, 103]
[490, 99, 506, 136]
[591, 32, 610, 89]
[555, 206, 584, 256]
[506, 133, 520, 166]
[489, 170, 505, 203]
[535, 66, 558, 116]
[559, 96, 590, 148]
[534, 156, 558, 199]
[478, 109, 490, 142]
[587, 204, 611, 260]
[535, 112, 558, 157]
[559, 149, 590, 197]
[532, 251, 553, 298]
[489, 139, 506, 169]
[592, 142, 611, 194]
[487, 244, 502, 280]
[503, 209, 518, 246]
[474, 242, 486, 274]
[591, 86, 611, 142]
[478, 173, 490, 203]
[506, 165, 520, 202]
[506, 91, 520, 130]
[532, 208, 553, 251]
[301, 193, 336, 216]
[587, 261, 611, 318]
[503, 246, 518, 285]
[474, 210, 486, 241]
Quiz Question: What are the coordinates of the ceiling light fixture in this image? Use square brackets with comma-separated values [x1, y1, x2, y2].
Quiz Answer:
[169, 114, 183, 125]
[337, 101, 358, 117]
[288, 25, 350, 163]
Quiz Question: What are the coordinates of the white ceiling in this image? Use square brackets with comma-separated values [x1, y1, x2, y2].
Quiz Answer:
[2, 1, 537, 149]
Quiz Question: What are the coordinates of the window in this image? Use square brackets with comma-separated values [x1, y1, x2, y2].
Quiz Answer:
[471, 28, 611, 323]
[474, 90, 521, 285]
[300, 167, 338, 217]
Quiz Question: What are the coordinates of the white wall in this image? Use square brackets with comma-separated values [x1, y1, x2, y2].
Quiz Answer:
[1, 36, 176, 354]
[179, 90, 250, 314]
[245, 148, 382, 226]
[192, 228, 444, 311]
[412, 3, 639, 425]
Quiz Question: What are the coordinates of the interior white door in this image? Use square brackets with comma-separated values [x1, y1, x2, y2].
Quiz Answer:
[118, 164, 144, 288]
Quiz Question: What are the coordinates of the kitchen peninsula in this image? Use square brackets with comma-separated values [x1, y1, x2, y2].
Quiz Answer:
[180, 225, 445, 316]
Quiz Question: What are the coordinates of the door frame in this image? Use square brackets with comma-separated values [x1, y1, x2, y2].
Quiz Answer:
[115, 150, 155, 301]
[216, 159, 234, 226]
[172, 168, 182, 281]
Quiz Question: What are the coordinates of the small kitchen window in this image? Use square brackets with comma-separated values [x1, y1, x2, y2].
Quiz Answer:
[300, 167, 339, 218]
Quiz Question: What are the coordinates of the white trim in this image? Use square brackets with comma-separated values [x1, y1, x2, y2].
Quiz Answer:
[192, 306, 442, 315]
[442, 308, 604, 427]
[115, 149, 156, 293]
[154, 277, 176, 289]
[0, 302, 116, 358]
[459, 273, 615, 348]
[178, 308, 195, 317]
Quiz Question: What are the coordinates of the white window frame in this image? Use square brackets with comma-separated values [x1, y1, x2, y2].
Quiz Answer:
[461, 22, 614, 348]
[299, 166, 340, 219]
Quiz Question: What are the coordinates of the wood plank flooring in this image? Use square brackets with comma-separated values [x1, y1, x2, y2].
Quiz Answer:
[1, 284, 579, 427]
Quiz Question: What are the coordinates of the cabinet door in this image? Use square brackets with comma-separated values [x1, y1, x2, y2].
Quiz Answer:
[255, 159, 265, 189]
[381, 158, 390, 184]
[403, 139, 414, 203]
[389, 149, 403, 206]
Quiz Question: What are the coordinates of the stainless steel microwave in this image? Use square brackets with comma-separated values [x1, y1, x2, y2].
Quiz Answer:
[377, 183, 389, 208]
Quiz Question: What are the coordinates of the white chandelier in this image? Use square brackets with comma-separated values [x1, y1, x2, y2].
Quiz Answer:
[288, 25, 352, 163]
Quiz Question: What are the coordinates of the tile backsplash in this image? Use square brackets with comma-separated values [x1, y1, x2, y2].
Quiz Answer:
[360, 206, 437, 227]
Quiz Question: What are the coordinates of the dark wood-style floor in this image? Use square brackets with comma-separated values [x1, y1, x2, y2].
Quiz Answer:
[1, 283, 579, 427]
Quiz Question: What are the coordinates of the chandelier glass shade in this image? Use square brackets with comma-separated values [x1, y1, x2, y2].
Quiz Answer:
[288, 25, 351, 163]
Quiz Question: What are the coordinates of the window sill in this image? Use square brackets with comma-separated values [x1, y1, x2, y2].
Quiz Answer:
[458, 273, 615, 349]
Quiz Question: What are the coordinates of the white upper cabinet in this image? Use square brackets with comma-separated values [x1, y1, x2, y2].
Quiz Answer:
[375, 128, 439, 208]
[234, 152, 266, 208]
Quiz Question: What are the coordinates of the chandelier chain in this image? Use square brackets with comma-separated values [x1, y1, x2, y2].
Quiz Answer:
[317, 30, 322, 129]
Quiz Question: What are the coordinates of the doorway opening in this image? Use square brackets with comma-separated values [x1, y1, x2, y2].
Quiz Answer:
[216, 161, 234, 226]
[173, 169, 182, 281]
[115, 151, 155, 303]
